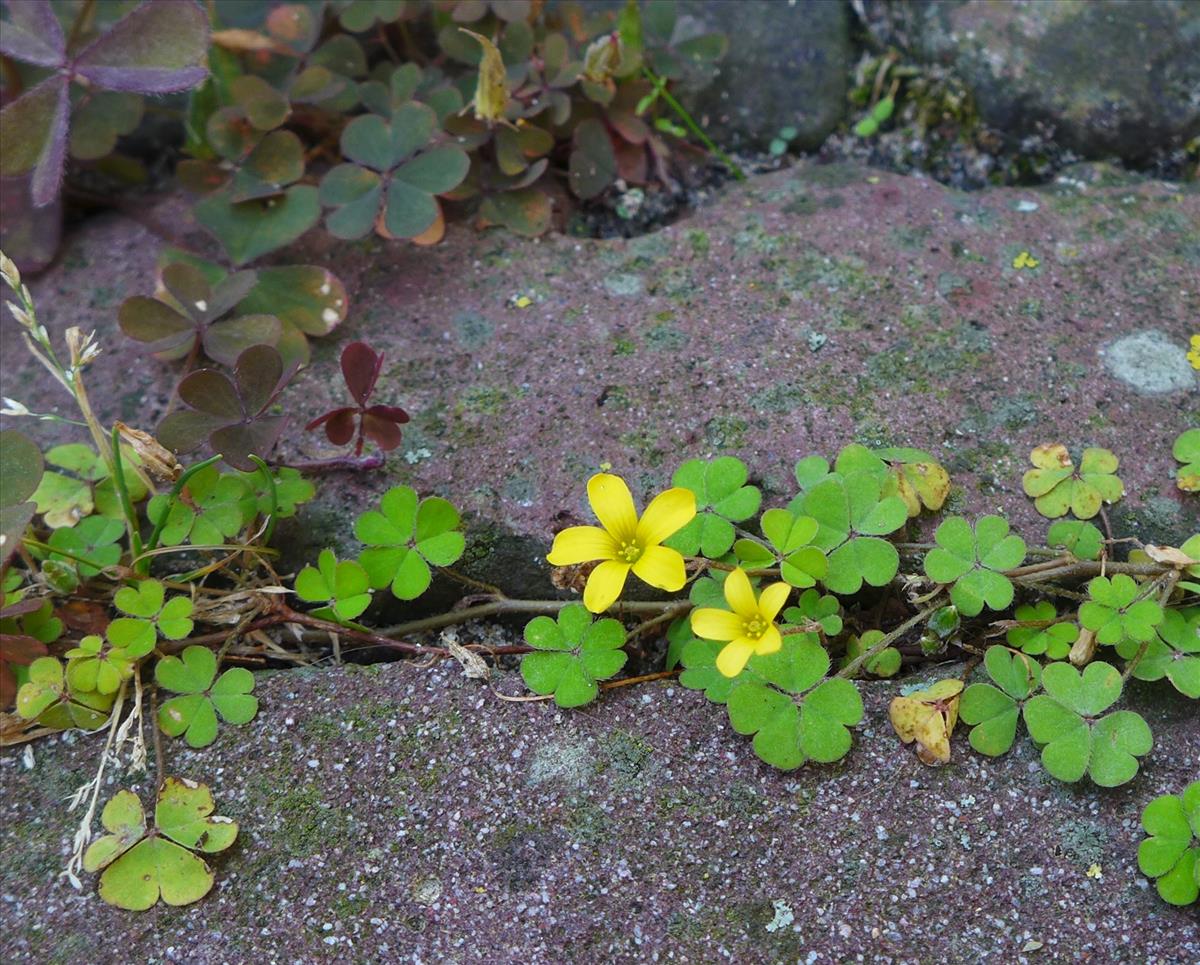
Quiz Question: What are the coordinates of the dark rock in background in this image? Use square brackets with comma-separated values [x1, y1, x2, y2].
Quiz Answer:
[675, 0, 852, 152]
[883, 0, 1200, 162]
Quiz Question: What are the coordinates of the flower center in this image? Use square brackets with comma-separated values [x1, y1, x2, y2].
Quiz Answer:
[617, 539, 643, 564]
[743, 617, 768, 640]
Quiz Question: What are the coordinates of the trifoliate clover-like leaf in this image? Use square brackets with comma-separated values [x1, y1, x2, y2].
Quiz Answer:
[238, 465, 315, 519]
[663, 457, 761, 558]
[889, 679, 963, 765]
[678, 637, 766, 703]
[109, 579, 194, 658]
[1138, 781, 1200, 906]
[356, 486, 465, 600]
[803, 471, 907, 595]
[15, 655, 114, 730]
[1022, 444, 1123, 519]
[1046, 520, 1104, 561]
[781, 588, 843, 637]
[47, 515, 125, 578]
[959, 646, 1041, 756]
[520, 604, 626, 707]
[83, 779, 238, 911]
[1006, 601, 1078, 659]
[146, 465, 255, 548]
[295, 549, 372, 623]
[1078, 573, 1164, 647]
[1022, 661, 1152, 786]
[757, 508, 827, 588]
[64, 634, 135, 695]
[923, 515, 1025, 616]
[1117, 608, 1200, 698]
[725, 653, 862, 771]
[320, 101, 468, 240]
[118, 263, 279, 367]
[156, 646, 258, 748]
[1174, 429, 1200, 494]
[840, 630, 900, 678]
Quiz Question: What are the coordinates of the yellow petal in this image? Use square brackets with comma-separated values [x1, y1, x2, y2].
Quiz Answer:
[716, 638, 756, 678]
[757, 581, 791, 623]
[587, 473, 638, 542]
[546, 525, 617, 565]
[636, 487, 696, 547]
[582, 559, 630, 613]
[631, 544, 687, 591]
[755, 624, 782, 655]
[690, 607, 744, 642]
[722, 567, 758, 620]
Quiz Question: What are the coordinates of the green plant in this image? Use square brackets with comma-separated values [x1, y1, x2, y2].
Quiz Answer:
[1005, 601, 1078, 659]
[959, 646, 1041, 756]
[1022, 444, 1124, 519]
[83, 779, 239, 910]
[1078, 574, 1164, 647]
[357, 486, 466, 600]
[1138, 781, 1200, 906]
[1022, 662, 1152, 786]
[520, 604, 627, 707]
[156, 646, 259, 749]
[295, 550, 373, 624]
[1174, 428, 1200, 492]
[663, 457, 760, 559]
[923, 515, 1026, 616]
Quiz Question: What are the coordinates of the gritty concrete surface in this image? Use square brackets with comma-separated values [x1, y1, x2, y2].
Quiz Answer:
[1, 654, 1197, 964]
[1, 161, 1195, 601]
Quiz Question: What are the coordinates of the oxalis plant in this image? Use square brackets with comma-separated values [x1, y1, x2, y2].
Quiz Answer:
[1, 249, 1197, 911]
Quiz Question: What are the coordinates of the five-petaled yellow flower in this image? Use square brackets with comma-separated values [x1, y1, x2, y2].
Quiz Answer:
[547, 473, 695, 613]
[691, 567, 791, 678]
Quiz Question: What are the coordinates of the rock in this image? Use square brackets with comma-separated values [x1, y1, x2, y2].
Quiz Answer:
[1101, 329, 1197, 395]
[901, 0, 1200, 161]
[1, 658, 1197, 960]
[674, 0, 851, 152]
[1, 164, 1196, 602]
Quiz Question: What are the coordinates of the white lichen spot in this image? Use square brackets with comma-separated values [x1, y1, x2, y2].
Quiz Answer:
[195, 300, 208, 312]
[766, 899, 794, 933]
[322, 307, 339, 324]
[181, 777, 199, 788]
[211, 816, 234, 823]
[319, 281, 332, 295]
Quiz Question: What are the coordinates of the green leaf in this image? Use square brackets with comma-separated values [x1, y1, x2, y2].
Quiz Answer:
[1046, 520, 1103, 560]
[1022, 444, 1123, 519]
[520, 604, 626, 707]
[47, 516, 124, 578]
[781, 589, 842, 637]
[1139, 782, 1200, 906]
[156, 646, 257, 748]
[295, 549, 372, 622]
[355, 487, 463, 600]
[923, 515, 1024, 616]
[87, 779, 237, 911]
[1007, 601, 1077, 658]
[1023, 661, 1151, 786]
[1175, 429, 1200, 493]
[664, 457, 760, 557]
[803, 472, 905, 594]
[840, 629, 899, 678]
[1117, 608, 1200, 698]
[195, 185, 321, 266]
[1079, 573, 1163, 647]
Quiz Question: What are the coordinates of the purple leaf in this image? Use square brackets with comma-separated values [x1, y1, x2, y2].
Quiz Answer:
[0, 0, 66, 66]
[72, 0, 210, 94]
[30, 79, 70, 207]
[0, 77, 69, 203]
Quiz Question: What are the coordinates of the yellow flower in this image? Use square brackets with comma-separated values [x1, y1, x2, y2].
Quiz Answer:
[547, 473, 695, 613]
[1188, 333, 1200, 371]
[1012, 250, 1039, 270]
[690, 568, 791, 678]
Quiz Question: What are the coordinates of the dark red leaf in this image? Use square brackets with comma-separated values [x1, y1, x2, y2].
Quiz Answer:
[0, 633, 48, 666]
[362, 411, 404, 451]
[340, 341, 383, 407]
[321, 408, 357, 446]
